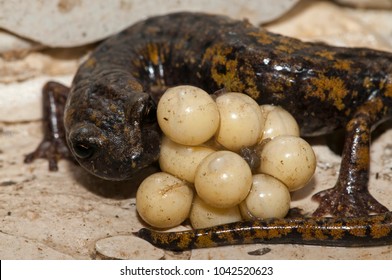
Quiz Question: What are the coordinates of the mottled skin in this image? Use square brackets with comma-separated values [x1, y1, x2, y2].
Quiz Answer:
[138, 212, 392, 250]
[25, 13, 392, 249]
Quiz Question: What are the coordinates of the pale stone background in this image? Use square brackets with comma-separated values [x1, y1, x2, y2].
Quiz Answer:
[1, 0, 392, 259]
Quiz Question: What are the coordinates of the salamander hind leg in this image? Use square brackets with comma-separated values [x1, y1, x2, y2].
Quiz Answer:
[312, 97, 389, 217]
[24, 81, 73, 171]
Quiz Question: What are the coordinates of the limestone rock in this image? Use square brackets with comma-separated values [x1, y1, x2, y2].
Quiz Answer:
[0, 0, 299, 47]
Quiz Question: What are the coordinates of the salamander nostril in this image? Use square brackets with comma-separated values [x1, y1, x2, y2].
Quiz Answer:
[73, 142, 95, 159]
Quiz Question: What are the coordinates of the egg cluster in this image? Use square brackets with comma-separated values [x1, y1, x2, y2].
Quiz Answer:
[136, 86, 316, 229]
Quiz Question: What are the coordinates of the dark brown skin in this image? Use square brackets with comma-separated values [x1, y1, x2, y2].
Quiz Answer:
[25, 13, 392, 249]
[25, 82, 76, 169]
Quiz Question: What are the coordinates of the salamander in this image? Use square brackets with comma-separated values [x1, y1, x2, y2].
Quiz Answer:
[25, 12, 392, 250]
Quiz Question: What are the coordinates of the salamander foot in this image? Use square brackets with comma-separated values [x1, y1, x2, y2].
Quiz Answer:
[24, 138, 73, 171]
[24, 81, 73, 171]
[312, 184, 388, 217]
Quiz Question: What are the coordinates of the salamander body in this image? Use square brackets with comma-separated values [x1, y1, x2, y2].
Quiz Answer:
[65, 12, 392, 180]
[26, 13, 392, 249]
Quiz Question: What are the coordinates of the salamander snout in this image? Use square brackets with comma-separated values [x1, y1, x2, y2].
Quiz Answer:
[67, 120, 161, 181]
[67, 123, 125, 180]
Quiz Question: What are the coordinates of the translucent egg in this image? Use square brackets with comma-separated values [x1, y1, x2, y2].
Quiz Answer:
[157, 85, 219, 145]
[194, 150, 252, 208]
[159, 136, 215, 183]
[260, 105, 300, 140]
[215, 92, 263, 151]
[189, 195, 242, 229]
[136, 172, 193, 228]
[240, 174, 291, 219]
[258, 136, 316, 191]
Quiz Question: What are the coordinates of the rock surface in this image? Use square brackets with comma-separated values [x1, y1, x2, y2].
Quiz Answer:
[0, 0, 298, 47]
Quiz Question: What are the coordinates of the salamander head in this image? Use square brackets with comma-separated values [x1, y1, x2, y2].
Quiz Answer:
[65, 82, 161, 181]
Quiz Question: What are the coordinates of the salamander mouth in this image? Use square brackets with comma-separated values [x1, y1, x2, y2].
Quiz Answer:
[80, 153, 159, 181]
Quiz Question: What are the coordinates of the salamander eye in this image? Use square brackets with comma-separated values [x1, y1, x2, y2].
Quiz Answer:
[68, 124, 102, 160]
[73, 142, 95, 159]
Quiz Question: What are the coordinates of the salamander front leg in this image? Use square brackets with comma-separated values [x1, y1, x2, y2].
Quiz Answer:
[24, 82, 73, 171]
[312, 101, 389, 217]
